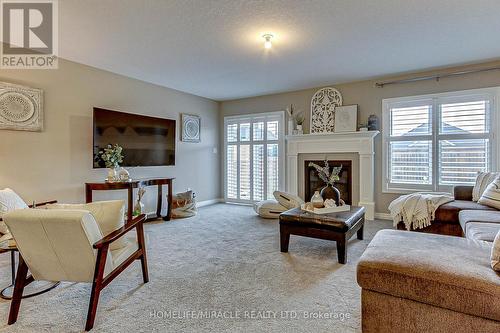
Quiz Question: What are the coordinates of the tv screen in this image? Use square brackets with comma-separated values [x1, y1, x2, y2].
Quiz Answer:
[93, 108, 176, 167]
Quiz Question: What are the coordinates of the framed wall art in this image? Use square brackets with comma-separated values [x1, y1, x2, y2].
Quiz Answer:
[181, 113, 201, 142]
[0, 81, 43, 131]
[334, 105, 358, 133]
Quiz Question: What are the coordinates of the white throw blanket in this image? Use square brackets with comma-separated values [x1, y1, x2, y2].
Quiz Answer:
[389, 192, 454, 230]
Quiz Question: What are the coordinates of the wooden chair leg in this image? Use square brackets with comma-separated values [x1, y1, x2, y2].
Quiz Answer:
[85, 246, 108, 331]
[8, 254, 29, 325]
[136, 222, 149, 283]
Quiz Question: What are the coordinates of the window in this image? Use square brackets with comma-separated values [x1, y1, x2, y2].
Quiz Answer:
[382, 88, 500, 193]
[224, 112, 285, 203]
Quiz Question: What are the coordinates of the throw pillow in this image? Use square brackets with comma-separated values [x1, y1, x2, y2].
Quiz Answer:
[46, 200, 126, 250]
[492, 230, 500, 272]
[0, 188, 28, 234]
[478, 176, 500, 210]
[253, 200, 287, 219]
[472, 172, 500, 202]
[273, 191, 304, 209]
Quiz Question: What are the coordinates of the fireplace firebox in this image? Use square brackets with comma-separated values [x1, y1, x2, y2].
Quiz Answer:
[304, 160, 352, 204]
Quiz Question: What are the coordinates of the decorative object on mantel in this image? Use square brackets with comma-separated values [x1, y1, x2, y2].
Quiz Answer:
[310, 87, 343, 133]
[117, 167, 130, 182]
[308, 159, 343, 205]
[368, 114, 379, 131]
[294, 111, 305, 135]
[133, 188, 146, 216]
[358, 122, 368, 131]
[98, 144, 124, 182]
[286, 104, 296, 135]
[334, 105, 358, 132]
[0, 81, 43, 131]
[181, 113, 201, 142]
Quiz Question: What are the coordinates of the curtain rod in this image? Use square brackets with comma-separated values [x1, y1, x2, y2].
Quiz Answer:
[375, 66, 500, 88]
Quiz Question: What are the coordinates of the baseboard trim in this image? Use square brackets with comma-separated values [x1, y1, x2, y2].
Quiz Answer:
[374, 212, 392, 221]
[196, 198, 223, 208]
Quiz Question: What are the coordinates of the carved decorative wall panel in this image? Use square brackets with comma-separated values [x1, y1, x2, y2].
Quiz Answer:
[0, 82, 43, 131]
[310, 87, 342, 133]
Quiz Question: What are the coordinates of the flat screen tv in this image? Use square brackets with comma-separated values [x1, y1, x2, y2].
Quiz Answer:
[93, 107, 176, 167]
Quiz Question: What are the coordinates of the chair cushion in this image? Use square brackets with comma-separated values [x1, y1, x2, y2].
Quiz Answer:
[434, 200, 496, 224]
[46, 200, 126, 250]
[478, 176, 500, 209]
[492, 231, 500, 271]
[0, 188, 28, 234]
[273, 191, 304, 209]
[472, 172, 500, 201]
[253, 200, 286, 219]
[358, 230, 500, 322]
[4, 209, 112, 282]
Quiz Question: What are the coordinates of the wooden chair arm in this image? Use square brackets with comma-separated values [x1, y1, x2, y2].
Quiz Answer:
[93, 214, 146, 249]
[28, 200, 58, 208]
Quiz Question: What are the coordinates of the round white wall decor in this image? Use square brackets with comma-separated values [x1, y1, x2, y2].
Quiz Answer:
[0, 82, 43, 131]
[310, 87, 342, 133]
[181, 113, 201, 142]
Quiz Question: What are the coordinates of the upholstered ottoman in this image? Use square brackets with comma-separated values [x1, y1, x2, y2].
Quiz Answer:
[357, 230, 500, 333]
[279, 206, 365, 264]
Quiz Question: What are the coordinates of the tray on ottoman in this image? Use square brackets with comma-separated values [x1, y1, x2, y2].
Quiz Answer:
[279, 206, 365, 264]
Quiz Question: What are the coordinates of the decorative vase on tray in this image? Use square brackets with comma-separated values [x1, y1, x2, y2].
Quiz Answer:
[98, 144, 125, 182]
[309, 159, 343, 206]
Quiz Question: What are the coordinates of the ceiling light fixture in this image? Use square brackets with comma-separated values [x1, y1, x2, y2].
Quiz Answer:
[262, 34, 273, 49]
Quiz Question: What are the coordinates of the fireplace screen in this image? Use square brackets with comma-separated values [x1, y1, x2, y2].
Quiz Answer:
[304, 160, 352, 204]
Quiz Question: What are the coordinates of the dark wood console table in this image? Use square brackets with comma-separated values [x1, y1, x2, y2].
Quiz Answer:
[85, 178, 174, 222]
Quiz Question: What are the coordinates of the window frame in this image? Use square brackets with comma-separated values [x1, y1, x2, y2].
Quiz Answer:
[223, 111, 285, 204]
[382, 87, 500, 194]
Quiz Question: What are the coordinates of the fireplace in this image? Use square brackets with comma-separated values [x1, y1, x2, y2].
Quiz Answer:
[304, 160, 352, 204]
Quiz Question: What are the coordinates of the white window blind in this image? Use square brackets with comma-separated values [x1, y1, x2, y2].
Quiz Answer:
[383, 88, 498, 193]
[224, 112, 284, 203]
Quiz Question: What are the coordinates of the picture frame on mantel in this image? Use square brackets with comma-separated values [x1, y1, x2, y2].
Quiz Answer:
[181, 113, 201, 142]
[334, 105, 358, 133]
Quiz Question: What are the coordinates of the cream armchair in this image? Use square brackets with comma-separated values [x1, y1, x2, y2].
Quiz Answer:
[3, 208, 148, 331]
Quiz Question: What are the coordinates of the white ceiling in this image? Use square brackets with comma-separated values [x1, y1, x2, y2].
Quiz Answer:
[57, 0, 500, 100]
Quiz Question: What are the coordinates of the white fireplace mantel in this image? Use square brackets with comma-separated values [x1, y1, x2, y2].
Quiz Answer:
[286, 131, 379, 220]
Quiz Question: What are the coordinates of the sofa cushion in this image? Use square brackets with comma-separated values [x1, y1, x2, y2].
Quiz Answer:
[357, 230, 500, 322]
[478, 176, 500, 209]
[492, 231, 500, 271]
[459, 210, 500, 240]
[472, 172, 500, 201]
[464, 222, 500, 242]
[434, 200, 496, 224]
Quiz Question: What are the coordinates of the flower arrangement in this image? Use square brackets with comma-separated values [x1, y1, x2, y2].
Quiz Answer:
[308, 159, 342, 186]
[98, 144, 124, 169]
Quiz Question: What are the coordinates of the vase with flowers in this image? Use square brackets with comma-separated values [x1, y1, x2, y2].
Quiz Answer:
[308, 159, 343, 206]
[98, 144, 124, 182]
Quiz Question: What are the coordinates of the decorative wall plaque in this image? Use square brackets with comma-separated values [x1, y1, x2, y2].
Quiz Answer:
[181, 113, 201, 142]
[0, 82, 43, 131]
[310, 87, 342, 133]
[334, 105, 358, 132]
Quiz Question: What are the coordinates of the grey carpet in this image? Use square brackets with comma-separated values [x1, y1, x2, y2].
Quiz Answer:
[0, 204, 392, 332]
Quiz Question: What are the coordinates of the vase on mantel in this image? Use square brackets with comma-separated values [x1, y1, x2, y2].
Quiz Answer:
[320, 184, 341, 206]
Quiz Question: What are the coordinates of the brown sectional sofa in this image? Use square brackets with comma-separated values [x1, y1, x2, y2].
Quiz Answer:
[397, 185, 499, 237]
[359, 185, 500, 332]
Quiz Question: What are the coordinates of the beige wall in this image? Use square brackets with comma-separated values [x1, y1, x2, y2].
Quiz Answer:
[220, 60, 500, 214]
[0, 59, 220, 213]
